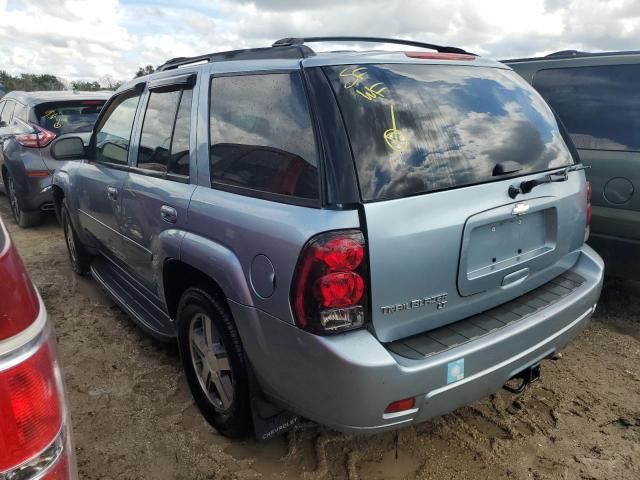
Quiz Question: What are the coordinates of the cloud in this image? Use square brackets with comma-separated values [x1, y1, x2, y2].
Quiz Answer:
[0, 0, 639, 82]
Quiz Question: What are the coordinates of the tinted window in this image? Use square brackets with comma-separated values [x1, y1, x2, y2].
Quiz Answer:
[12, 103, 28, 122]
[169, 89, 192, 176]
[209, 73, 319, 200]
[324, 64, 572, 201]
[137, 88, 192, 176]
[138, 90, 181, 173]
[35, 100, 105, 135]
[533, 65, 640, 151]
[0, 100, 15, 126]
[95, 91, 141, 164]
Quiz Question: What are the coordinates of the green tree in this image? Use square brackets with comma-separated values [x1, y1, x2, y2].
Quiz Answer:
[71, 80, 102, 91]
[134, 65, 155, 78]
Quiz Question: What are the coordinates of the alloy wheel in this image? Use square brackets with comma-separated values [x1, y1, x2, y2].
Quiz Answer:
[7, 176, 21, 224]
[189, 312, 234, 411]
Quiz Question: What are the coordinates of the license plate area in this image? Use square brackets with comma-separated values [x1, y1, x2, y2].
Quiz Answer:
[458, 201, 558, 296]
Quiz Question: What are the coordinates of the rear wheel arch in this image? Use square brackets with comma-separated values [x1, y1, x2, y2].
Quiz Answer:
[52, 185, 65, 221]
[163, 259, 228, 321]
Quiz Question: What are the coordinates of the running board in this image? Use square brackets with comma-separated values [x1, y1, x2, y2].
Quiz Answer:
[90, 256, 175, 341]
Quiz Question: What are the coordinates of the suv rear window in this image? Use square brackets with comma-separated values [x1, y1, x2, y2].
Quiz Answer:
[35, 100, 105, 135]
[324, 64, 573, 201]
[533, 65, 640, 152]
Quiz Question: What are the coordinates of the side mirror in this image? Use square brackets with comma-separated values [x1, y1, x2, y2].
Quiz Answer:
[50, 136, 86, 160]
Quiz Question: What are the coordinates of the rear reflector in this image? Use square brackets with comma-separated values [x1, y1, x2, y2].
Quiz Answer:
[27, 171, 51, 178]
[384, 397, 416, 414]
[405, 51, 475, 61]
[0, 339, 63, 472]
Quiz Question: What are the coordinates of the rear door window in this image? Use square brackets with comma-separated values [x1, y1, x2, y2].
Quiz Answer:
[209, 73, 319, 201]
[137, 88, 192, 177]
[95, 91, 141, 165]
[533, 65, 640, 152]
[0, 100, 15, 127]
[324, 64, 573, 201]
[35, 100, 105, 134]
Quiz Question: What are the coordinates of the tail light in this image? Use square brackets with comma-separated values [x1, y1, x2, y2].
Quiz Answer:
[0, 218, 76, 479]
[15, 125, 57, 149]
[292, 230, 368, 334]
[0, 226, 39, 341]
[585, 181, 592, 241]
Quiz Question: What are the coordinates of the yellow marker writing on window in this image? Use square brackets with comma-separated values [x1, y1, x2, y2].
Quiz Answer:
[383, 104, 407, 152]
[339, 66, 368, 89]
[355, 82, 387, 101]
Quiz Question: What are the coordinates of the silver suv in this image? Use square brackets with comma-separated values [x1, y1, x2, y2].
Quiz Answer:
[50, 37, 604, 439]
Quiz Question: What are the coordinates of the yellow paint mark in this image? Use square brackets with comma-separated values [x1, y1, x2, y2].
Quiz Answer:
[383, 104, 407, 152]
[355, 82, 387, 101]
[339, 66, 368, 89]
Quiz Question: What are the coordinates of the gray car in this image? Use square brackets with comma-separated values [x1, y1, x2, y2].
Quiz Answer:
[50, 37, 604, 439]
[504, 51, 640, 280]
[0, 91, 110, 227]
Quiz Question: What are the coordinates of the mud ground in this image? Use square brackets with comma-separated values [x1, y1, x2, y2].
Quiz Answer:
[1, 199, 638, 480]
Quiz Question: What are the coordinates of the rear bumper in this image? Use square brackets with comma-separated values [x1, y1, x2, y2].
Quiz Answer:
[232, 245, 604, 433]
[21, 175, 54, 211]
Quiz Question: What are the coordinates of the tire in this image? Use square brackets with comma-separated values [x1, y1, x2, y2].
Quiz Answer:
[61, 199, 91, 275]
[6, 172, 41, 228]
[177, 286, 251, 438]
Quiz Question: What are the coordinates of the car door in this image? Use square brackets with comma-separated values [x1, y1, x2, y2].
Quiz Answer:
[76, 88, 143, 263]
[119, 74, 197, 294]
[532, 64, 640, 277]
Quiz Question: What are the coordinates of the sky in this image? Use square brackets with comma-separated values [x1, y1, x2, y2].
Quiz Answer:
[0, 0, 639, 82]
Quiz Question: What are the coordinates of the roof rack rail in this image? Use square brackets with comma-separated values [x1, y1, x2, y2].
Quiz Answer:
[157, 45, 315, 71]
[272, 36, 474, 55]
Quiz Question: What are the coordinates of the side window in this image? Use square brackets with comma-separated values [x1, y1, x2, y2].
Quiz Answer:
[137, 88, 192, 176]
[209, 73, 319, 201]
[534, 65, 640, 151]
[94, 90, 141, 164]
[0, 101, 15, 127]
[12, 103, 27, 123]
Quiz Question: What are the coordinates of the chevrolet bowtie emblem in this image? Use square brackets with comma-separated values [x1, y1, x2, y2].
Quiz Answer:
[512, 203, 530, 216]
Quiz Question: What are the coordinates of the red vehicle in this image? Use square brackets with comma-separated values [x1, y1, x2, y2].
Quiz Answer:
[0, 216, 77, 479]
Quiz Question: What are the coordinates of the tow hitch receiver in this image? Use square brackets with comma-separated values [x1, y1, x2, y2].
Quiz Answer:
[503, 363, 541, 394]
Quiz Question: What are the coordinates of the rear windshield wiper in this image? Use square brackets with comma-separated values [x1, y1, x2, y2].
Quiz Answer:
[508, 164, 590, 199]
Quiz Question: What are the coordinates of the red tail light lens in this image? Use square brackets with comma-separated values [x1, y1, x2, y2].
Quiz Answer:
[16, 124, 57, 148]
[0, 228, 40, 341]
[292, 230, 368, 334]
[584, 181, 592, 241]
[384, 397, 416, 414]
[586, 181, 592, 226]
[0, 340, 63, 472]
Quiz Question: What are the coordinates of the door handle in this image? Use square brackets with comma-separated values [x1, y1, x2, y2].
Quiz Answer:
[160, 205, 178, 224]
[107, 186, 118, 201]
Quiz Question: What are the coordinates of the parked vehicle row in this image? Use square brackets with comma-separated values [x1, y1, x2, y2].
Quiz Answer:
[0, 91, 109, 227]
[504, 50, 640, 281]
[0, 215, 77, 479]
[25, 36, 602, 439]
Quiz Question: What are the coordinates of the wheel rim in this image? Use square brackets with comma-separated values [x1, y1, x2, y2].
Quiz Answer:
[63, 214, 78, 264]
[189, 312, 234, 411]
[7, 176, 21, 223]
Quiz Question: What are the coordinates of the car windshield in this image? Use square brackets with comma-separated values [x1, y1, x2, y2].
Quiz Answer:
[35, 100, 105, 135]
[323, 64, 573, 201]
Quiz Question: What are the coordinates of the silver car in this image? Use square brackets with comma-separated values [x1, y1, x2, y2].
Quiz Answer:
[50, 37, 604, 439]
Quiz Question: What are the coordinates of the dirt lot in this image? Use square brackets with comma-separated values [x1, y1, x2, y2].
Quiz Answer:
[2, 199, 639, 480]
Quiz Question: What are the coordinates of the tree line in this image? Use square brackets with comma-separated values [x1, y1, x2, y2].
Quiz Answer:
[0, 64, 156, 95]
